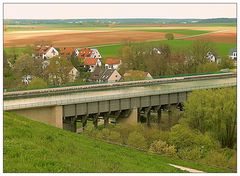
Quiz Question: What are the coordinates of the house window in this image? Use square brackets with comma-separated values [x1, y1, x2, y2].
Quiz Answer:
[115, 75, 118, 78]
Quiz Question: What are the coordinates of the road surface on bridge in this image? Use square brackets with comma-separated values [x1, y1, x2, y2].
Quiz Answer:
[4, 77, 236, 110]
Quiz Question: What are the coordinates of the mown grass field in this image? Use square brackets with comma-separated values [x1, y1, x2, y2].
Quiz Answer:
[3, 112, 232, 173]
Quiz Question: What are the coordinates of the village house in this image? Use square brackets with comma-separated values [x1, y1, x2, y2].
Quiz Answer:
[229, 48, 237, 61]
[105, 58, 122, 70]
[78, 48, 92, 58]
[22, 75, 32, 85]
[60, 47, 79, 58]
[83, 58, 102, 72]
[78, 48, 102, 59]
[100, 69, 122, 83]
[206, 51, 217, 62]
[68, 67, 79, 82]
[35, 45, 59, 59]
[89, 48, 102, 59]
[89, 66, 122, 83]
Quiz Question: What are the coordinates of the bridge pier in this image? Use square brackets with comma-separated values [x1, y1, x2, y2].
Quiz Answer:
[63, 117, 77, 132]
[144, 107, 151, 127]
[92, 114, 99, 128]
[157, 106, 162, 126]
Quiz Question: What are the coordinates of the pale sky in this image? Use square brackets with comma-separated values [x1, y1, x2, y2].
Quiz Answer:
[4, 4, 236, 19]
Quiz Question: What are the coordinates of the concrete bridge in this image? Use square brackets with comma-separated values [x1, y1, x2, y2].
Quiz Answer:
[4, 73, 236, 132]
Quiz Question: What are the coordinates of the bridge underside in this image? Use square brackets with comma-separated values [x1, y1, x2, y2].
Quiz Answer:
[10, 91, 187, 132]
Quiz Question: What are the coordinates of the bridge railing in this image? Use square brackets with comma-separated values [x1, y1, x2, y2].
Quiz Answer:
[4, 82, 236, 111]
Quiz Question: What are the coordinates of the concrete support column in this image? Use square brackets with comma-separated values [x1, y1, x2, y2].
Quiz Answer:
[157, 108, 162, 126]
[93, 114, 99, 128]
[145, 107, 151, 127]
[104, 116, 109, 127]
[168, 105, 172, 129]
[63, 117, 76, 132]
[82, 115, 88, 129]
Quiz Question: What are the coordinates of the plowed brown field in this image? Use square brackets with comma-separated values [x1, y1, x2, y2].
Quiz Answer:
[4, 30, 184, 47]
[184, 32, 236, 43]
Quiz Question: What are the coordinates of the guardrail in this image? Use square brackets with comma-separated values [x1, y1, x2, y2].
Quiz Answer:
[3, 72, 236, 100]
[4, 82, 236, 111]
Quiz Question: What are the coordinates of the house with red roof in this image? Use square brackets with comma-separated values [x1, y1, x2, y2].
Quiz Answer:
[78, 48, 102, 59]
[60, 47, 79, 58]
[83, 58, 102, 72]
[105, 58, 122, 70]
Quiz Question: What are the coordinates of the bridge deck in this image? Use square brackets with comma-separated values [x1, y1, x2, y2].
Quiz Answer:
[4, 77, 236, 110]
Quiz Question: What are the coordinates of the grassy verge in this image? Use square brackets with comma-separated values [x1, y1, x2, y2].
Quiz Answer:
[3, 112, 233, 173]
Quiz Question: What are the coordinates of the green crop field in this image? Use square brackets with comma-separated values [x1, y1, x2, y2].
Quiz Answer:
[3, 112, 231, 173]
[137, 29, 211, 35]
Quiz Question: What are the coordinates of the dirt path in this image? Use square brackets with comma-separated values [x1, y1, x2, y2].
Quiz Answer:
[169, 164, 204, 173]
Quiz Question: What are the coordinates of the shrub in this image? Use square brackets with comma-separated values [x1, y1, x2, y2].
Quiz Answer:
[169, 124, 195, 150]
[149, 140, 176, 156]
[127, 131, 147, 150]
[165, 33, 174, 40]
[114, 124, 138, 144]
[108, 131, 122, 144]
[27, 77, 48, 89]
[96, 128, 111, 140]
[200, 150, 228, 168]
[177, 147, 202, 161]
[228, 151, 237, 170]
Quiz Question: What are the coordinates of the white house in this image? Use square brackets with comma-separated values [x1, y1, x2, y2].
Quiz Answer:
[229, 48, 237, 61]
[105, 58, 122, 70]
[69, 67, 79, 82]
[84, 58, 102, 72]
[206, 51, 217, 62]
[90, 48, 102, 59]
[36, 46, 59, 59]
[22, 75, 32, 85]
[100, 69, 122, 83]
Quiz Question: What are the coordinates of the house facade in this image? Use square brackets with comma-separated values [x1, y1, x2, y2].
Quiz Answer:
[229, 48, 237, 61]
[90, 48, 102, 59]
[68, 67, 79, 82]
[83, 58, 102, 72]
[100, 69, 122, 83]
[105, 58, 122, 70]
[35, 46, 59, 59]
[206, 51, 217, 62]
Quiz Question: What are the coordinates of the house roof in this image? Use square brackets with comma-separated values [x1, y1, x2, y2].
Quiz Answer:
[100, 69, 115, 81]
[90, 66, 102, 80]
[35, 46, 52, 55]
[78, 48, 92, 58]
[84, 58, 98, 65]
[105, 58, 121, 65]
[60, 47, 76, 56]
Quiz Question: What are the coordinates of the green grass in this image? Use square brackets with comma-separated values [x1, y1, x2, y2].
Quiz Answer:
[3, 112, 232, 173]
[137, 29, 211, 35]
[96, 40, 236, 58]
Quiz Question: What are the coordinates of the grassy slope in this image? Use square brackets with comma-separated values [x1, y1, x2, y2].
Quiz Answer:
[4, 112, 231, 173]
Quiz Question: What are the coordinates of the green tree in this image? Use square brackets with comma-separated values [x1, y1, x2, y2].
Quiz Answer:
[14, 54, 34, 78]
[184, 88, 237, 148]
[165, 33, 174, 40]
[44, 57, 72, 86]
[218, 57, 235, 70]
